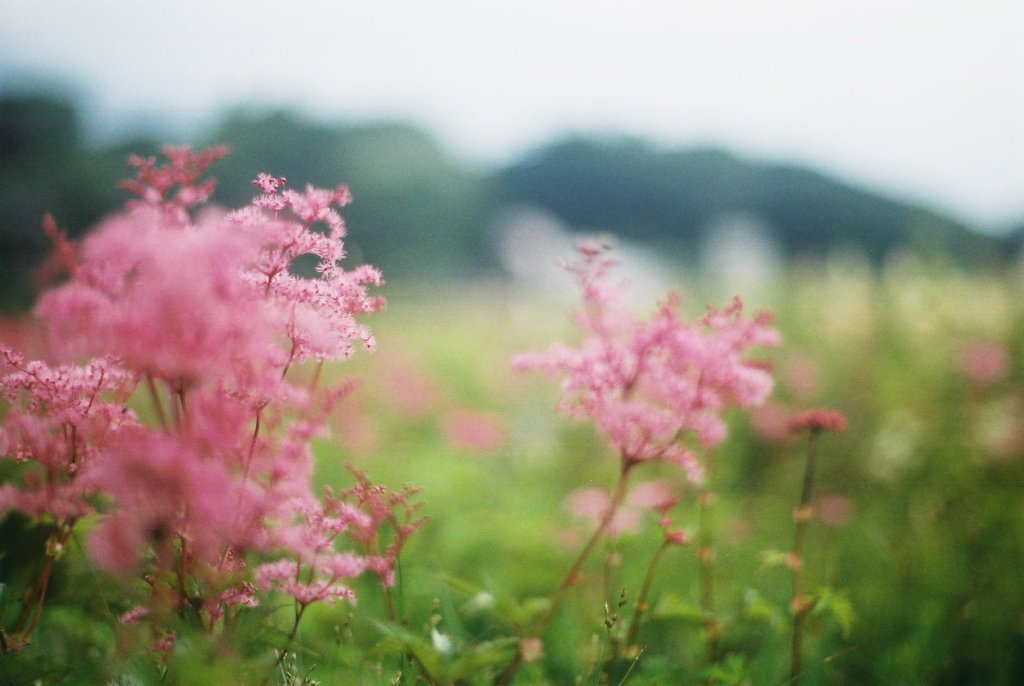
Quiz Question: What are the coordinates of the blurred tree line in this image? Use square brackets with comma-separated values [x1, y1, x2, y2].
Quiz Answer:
[1, 92, 1019, 311]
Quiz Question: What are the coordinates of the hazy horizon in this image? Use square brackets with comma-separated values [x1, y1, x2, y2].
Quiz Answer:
[2, 0, 1022, 232]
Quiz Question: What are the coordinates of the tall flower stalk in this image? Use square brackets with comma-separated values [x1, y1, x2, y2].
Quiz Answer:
[0, 147, 415, 662]
[623, 514, 689, 652]
[786, 409, 846, 686]
[697, 455, 720, 666]
[503, 240, 778, 683]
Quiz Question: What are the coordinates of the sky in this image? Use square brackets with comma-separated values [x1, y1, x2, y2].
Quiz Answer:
[1, 0, 1022, 231]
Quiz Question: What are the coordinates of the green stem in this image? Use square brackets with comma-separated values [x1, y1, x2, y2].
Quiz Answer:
[624, 539, 670, 650]
[534, 460, 633, 635]
[790, 430, 821, 686]
[495, 459, 635, 686]
[2, 520, 75, 651]
[697, 459, 718, 666]
[273, 601, 308, 669]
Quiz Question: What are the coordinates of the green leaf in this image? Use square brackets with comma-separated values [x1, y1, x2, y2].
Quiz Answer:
[442, 573, 548, 628]
[446, 637, 520, 681]
[371, 621, 445, 679]
[700, 654, 752, 685]
[812, 586, 855, 638]
[372, 620, 519, 684]
[758, 549, 790, 572]
[651, 593, 705, 624]
[741, 589, 783, 628]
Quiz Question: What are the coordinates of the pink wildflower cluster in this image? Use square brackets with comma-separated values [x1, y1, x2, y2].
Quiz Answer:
[257, 466, 425, 609]
[513, 241, 778, 480]
[0, 350, 135, 520]
[0, 147, 411, 640]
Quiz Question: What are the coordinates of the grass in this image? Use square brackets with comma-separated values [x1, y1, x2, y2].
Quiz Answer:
[3, 253, 1024, 684]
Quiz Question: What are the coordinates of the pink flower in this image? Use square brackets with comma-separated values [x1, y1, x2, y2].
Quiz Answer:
[626, 480, 678, 513]
[383, 360, 440, 416]
[659, 516, 690, 545]
[204, 582, 260, 624]
[120, 145, 229, 213]
[959, 341, 1009, 386]
[816, 494, 854, 527]
[36, 206, 275, 385]
[567, 487, 611, 521]
[750, 402, 792, 442]
[0, 350, 137, 521]
[148, 632, 176, 654]
[567, 481, 680, 537]
[788, 409, 847, 434]
[444, 409, 506, 452]
[569, 489, 638, 536]
[38, 149, 383, 387]
[86, 421, 251, 573]
[118, 605, 150, 626]
[253, 173, 286, 195]
[513, 241, 777, 474]
[0, 146, 415, 642]
[254, 553, 360, 608]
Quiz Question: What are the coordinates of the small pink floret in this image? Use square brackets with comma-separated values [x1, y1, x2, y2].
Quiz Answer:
[788, 409, 847, 434]
[959, 341, 1009, 385]
[444, 410, 506, 452]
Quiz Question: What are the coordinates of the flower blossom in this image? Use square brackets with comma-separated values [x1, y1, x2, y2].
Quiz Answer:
[36, 208, 275, 385]
[0, 349, 137, 521]
[1, 146, 402, 625]
[567, 480, 681, 538]
[958, 341, 1009, 386]
[788, 409, 847, 434]
[443, 409, 507, 452]
[513, 240, 778, 478]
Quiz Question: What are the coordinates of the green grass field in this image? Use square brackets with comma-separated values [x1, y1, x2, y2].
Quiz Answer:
[4, 253, 1024, 685]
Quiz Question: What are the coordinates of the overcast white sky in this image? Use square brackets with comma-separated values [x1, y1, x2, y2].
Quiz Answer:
[2, 0, 1022, 230]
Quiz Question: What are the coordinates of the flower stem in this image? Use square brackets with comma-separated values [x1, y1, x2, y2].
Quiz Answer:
[624, 538, 670, 650]
[2, 520, 75, 652]
[536, 460, 632, 634]
[697, 457, 719, 667]
[242, 406, 263, 484]
[790, 429, 821, 686]
[495, 459, 635, 686]
[273, 601, 308, 669]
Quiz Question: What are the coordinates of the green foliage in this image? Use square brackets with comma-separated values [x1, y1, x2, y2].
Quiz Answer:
[2, 99, 1024, 681]
[374, 620, 519, 685]
[701, 654, 753, 686]
[650, 593, 705, 625]
[3, 256, 1021, 682]
[812, 586, 854, 640]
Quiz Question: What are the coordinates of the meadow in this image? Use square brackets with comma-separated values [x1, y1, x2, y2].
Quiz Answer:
[1, 150, 1022, 685]
[303, 256, 1024, 685]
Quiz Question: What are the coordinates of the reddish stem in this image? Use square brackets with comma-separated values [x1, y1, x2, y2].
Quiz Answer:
[495, 458, 635, 686]
[624, 538, 671, 650]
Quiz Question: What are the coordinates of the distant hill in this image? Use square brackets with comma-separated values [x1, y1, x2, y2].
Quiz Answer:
[206, 111, 494, 279]
[495, 136, 1015, 265]
[0, 93, 1019, 311]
